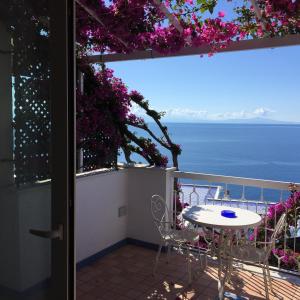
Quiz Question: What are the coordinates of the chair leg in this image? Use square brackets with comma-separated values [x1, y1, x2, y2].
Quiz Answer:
[262, 266, 270, 300]
[204, 251, 208, 269]
[226, 256, 233, 283]
[197, 247, 205, 271]
[195, 249, 207, 277]
[153, 243, 163, 276]
[187, 248, 192, 285]
[266, 263, 274, 293]
[167, 243, 171, 264]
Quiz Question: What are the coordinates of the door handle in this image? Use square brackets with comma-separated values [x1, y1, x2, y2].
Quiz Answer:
[29, 224, 63, 240]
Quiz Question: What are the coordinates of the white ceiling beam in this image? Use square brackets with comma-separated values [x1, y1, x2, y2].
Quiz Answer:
[75, 0, 128, 48]
[153, 0, 184, 33]
[87, 34, 300, 63]
[250, 0, 267, 31]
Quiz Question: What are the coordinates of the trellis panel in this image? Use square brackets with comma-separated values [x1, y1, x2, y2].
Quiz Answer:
[7, 0, 51, 186]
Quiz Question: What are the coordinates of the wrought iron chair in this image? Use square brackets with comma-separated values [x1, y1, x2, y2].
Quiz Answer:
[150, 194, 200, 284]
[226, 213, 286, 300]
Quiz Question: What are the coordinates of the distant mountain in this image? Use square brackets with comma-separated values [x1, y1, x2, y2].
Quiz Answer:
[161, 117, 299, 125]
[214, 117, 299, 125]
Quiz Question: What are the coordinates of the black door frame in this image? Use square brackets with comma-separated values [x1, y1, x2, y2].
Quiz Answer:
[50, 0, 75, 299]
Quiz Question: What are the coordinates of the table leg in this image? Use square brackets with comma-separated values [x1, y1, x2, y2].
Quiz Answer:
[217, 231, 249, 300]
[217, 230, 234, 300]
[217, 230, 225, 300]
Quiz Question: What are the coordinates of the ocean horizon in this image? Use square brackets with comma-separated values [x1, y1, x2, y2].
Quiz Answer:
[123, 122, 300, 184]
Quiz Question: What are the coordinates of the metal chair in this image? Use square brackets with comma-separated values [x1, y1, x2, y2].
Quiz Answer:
[150, 194, 200, 284]
[226, 213, 286, 299]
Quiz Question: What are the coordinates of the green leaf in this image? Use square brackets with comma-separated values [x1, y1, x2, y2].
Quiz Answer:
[200, 6, 207, 13]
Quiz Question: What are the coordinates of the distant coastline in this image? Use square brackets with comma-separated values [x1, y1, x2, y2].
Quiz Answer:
[159, 117, 300, 125]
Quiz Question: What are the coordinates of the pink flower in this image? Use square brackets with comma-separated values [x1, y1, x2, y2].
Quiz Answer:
[183, 28, 192, 38]
[218, 11, 225, 18]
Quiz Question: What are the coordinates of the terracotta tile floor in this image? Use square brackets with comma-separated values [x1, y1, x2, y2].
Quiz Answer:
[76, 245, 300, 300]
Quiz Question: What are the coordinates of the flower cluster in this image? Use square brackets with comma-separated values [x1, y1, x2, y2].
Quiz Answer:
[249, 187, 300, 270]
[141, 139, 169, 167]
[127, 114, 145, 126]
[129, 90, 144, 103]
[76, 0, 300, 57]
[272, 248, 299, 268]
[267, 189, 300, 227]
[174, 182, 188, 214]
[235, 0, 300, 38]
[76, 67, 129, 163]
[267, 201, 286, 221]
[188, 17, 240, 54]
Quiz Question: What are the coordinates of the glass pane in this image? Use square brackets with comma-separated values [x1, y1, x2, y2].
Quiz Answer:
[0, 1, 54, 299]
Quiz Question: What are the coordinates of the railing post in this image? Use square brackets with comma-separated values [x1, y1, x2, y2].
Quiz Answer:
[165, 168, 175, 225]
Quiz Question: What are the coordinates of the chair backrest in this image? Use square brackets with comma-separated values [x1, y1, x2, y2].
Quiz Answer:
[271, 213, 286, 241]
[150, 194, 172, 237]
[266, 213, 286, 258]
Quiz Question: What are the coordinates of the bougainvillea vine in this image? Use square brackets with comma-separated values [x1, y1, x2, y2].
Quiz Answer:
[76, 62, 180, 169]
[76, 0, 300, 57]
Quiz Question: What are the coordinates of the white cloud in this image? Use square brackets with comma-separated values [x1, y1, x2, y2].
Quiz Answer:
[130, 106, 208, 119]
[209, 107, 275, 120]
[166, 108, 208, 118]
[163, 107, 275, 121]
[130, 104, 275, 122]
[253, 107, 275, 116]
[211, 110, 247, 120]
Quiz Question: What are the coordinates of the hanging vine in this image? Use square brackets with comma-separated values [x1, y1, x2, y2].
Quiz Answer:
[76, 61, 181, 170]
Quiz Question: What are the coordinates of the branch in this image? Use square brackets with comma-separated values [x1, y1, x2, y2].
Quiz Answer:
[131, 98, 175, 150]
[121, 137, 148, 164]
[120, 125, 154, 164]
[123, 144, 153, 165]
[129, 97, 180, 169]
[126, 121, 171, 150]
[121, 145, 133, 163]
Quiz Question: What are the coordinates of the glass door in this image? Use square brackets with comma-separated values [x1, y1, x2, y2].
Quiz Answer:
[0, 0, 75, 299]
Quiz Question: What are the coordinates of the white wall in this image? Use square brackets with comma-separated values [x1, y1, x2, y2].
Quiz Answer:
[75, 166, 175, 262]
[18, 185, 51, 291]
[75, 169, 128, 262]
[126, 166, 175, 245]
[0, 184, 51, 292]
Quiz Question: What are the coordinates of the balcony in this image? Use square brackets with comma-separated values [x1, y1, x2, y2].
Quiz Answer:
[76, 244, 300, 300]
[74, 166, 300, 299]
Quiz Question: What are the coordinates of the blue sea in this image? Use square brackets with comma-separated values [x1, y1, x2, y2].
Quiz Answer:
[122, 123, 300, 184]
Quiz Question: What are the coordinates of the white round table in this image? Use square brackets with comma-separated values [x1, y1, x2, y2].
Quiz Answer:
[182, 205, 262, 300]
[182, 204, 262, 230]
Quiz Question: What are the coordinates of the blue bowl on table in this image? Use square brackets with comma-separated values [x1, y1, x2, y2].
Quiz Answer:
[221, 210, 237, 218]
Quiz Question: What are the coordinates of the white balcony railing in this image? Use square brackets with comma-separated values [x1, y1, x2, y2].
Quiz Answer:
[168, 171, 300, 274]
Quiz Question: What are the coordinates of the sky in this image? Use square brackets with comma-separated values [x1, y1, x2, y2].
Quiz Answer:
[103, 0, 300, 123]
[107, 44, 300, 123]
